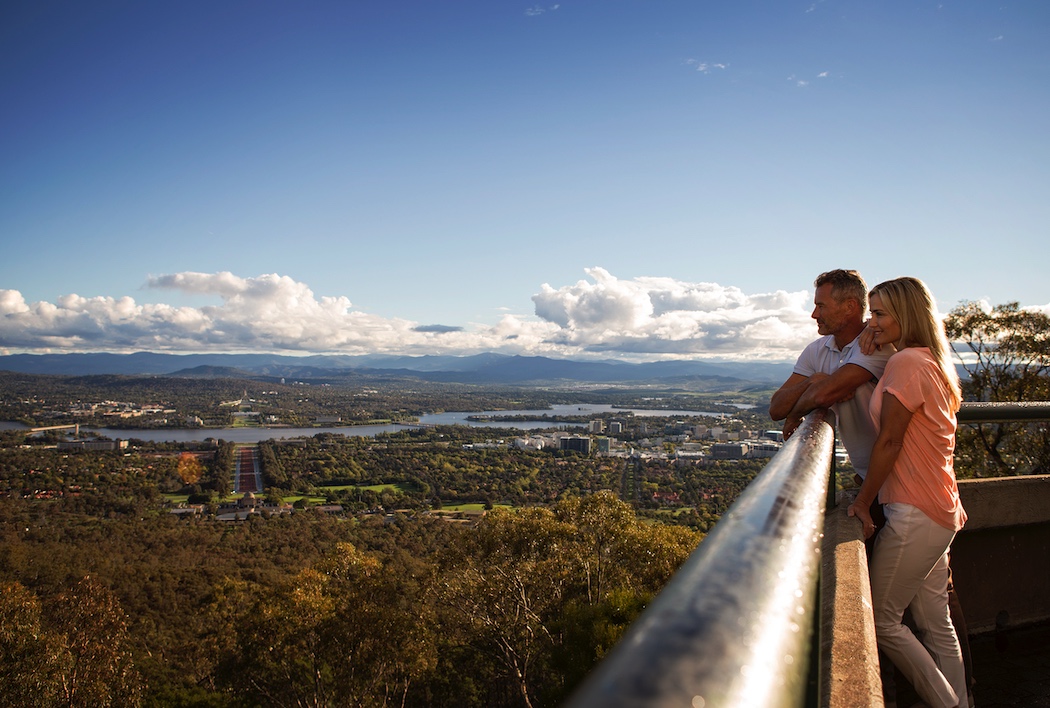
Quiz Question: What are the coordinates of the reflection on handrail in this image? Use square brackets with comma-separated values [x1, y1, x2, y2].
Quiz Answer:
[566, 409, 836, 708]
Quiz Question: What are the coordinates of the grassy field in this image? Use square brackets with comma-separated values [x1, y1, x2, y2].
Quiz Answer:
[321, 482, 414, 494]
[283, 495, 328, 505]
[434, 503, 513, 514]
[163, 488, 513, 511]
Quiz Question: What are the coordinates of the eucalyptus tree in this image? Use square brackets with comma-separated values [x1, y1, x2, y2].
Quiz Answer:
[946, 301, 1050, 476]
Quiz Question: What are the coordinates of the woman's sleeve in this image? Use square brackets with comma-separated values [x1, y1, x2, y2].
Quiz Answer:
[881, 352, 924, 413]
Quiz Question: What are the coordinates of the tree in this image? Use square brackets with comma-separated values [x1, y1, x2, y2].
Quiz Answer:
[439, 507, 575, 708]
[215, 542, 437, 707]
[0, 581, 64, 707]
[177, 452, 203, 486]
[49, 576, 142, 707]
[436, 493, 700, 707]
[945, 301, 1050, 476]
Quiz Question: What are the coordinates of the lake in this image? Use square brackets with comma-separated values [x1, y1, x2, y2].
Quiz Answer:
[1, 403, 739, 444]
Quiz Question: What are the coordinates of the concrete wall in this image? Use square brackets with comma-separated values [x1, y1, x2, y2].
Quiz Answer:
[951, 475, 1050, 633]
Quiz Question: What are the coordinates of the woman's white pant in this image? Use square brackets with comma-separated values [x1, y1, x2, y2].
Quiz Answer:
[870, 503, 967, 708]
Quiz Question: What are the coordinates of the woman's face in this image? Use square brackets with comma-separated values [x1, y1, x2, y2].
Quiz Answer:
[867, 292, 902, 347]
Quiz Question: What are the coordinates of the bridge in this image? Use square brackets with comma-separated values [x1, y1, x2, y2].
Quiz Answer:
[25, 423, 80, 435]
[567, 402, 1050, 707]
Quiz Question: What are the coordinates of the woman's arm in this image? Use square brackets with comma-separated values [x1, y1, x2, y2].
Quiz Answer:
[847, 391, 914, 538]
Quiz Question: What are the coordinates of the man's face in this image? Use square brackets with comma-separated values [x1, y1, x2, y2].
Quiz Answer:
[811, 283, 852, 336]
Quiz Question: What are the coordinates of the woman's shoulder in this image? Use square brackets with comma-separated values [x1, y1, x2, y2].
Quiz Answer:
[886, 347, 935, 374]
[890, 346, 933, 362]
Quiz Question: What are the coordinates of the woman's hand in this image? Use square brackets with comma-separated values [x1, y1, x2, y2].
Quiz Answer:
[848, 500, 877, 540]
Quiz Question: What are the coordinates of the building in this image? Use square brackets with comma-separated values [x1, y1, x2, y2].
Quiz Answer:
[56, 439, 128, 451]
[560, 436, 592, 455]
[748, 441, 782, 459]
[710, 442, 748, 460]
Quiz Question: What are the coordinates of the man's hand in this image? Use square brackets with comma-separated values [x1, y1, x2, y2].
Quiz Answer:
[858, 322, 879, 355]
[783, 414, 802, 439]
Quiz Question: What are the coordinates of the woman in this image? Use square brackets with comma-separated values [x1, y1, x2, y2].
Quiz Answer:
[848, 277, 968, 708]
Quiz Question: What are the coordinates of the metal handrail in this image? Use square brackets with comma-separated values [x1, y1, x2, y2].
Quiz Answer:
[957, 401, 1050, 424]
[566, 409, 836, 708]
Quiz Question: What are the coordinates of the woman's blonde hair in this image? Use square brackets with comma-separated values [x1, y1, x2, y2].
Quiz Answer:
[869, 277, 962, 411]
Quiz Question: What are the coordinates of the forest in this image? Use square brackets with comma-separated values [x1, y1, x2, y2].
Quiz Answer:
[1, 485, 709, 707]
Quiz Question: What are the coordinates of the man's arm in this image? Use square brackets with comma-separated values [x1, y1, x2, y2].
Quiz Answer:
[769, 373, 814, 421]
[788, 363, 875, 417]
[770, 364, 876, 438]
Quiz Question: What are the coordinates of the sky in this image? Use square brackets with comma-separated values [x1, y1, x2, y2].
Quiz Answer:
[2, 0, 1048, 362]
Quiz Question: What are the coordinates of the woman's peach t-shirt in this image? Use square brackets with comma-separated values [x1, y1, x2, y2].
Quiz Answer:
[869, 347, 966, 532]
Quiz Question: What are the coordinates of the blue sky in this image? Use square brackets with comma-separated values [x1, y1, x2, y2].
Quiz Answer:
[2, 0, 1048, 361]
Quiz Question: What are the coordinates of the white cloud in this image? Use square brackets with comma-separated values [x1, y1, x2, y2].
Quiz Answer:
[1024, 302, 1050, 317]
[531, 268, 815, 360]
[0, 270, 825, 361]
[525, 5, 559, 17]
[686, 60, 728, 74]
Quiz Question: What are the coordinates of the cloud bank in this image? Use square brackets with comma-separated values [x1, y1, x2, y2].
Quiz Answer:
[0, 269, 818, 361]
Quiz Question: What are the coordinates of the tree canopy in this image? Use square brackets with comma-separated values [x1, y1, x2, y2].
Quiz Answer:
[946, 301, 1050, 476]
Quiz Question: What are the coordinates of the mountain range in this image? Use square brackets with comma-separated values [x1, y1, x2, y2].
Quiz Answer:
[0, 352, 794, 387]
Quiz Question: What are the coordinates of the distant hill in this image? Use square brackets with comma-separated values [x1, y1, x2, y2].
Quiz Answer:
[0, 352, 794, 386]
[167, 365, 261, 379]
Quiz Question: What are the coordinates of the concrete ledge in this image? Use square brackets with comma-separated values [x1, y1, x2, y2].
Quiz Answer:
[957, 475, 1050, 530]
[821, 491, 883, 708]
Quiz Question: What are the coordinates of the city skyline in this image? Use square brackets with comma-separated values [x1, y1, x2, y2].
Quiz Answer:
[2, 1, 1048, 361]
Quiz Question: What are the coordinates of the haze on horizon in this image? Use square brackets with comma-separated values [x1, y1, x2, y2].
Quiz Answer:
[2, 2, 1048, 362]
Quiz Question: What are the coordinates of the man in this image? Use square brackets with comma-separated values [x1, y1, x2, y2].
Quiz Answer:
[770, 269, 891, 481]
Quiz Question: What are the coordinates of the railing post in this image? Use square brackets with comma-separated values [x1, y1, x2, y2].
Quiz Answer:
[566, 409, 836, 708]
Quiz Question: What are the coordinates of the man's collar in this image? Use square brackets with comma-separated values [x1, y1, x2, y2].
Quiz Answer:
[830, 323, 867, 352]
[825, 331, 863, 354]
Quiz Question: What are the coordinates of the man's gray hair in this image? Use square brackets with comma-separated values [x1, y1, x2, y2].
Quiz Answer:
[814, 269, 868, 310]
